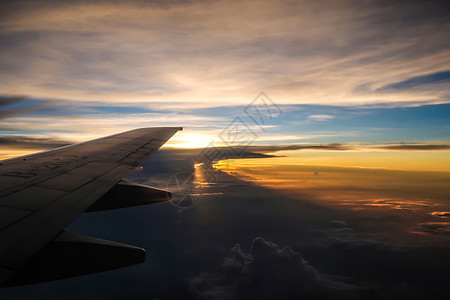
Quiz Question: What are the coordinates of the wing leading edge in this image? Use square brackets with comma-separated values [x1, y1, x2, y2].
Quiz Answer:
[0, 127, 182, 286]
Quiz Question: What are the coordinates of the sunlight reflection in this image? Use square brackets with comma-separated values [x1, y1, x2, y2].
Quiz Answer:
[219, 158, 450, 216]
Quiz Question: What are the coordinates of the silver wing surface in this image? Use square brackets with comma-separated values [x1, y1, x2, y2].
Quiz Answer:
[0, 127, 182, 286]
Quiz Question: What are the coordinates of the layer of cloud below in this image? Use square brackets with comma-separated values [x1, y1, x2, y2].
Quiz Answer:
[188, 237, 363, 300]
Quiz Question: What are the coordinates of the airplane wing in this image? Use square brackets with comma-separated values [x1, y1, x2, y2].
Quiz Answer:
[0, 127, 182, 287]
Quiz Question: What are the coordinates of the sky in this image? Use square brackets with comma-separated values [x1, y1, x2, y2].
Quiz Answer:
[0, 1, 450, 299]
[0, 0, 449, 106]
[0, 0, 449, 162]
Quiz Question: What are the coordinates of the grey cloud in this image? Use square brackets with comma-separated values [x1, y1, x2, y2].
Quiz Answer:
[0, 95, 34, 119]
[374, 143, 450, 151]
[3, 135, 450, 158]
[139, 141, 450, 172]
[188, 237, 363, 300]
[430, 212, 450, 218]
[0, 135, 70, 150]
[377, 71, 450, 92]
[154, 144, 348, 168]
[0, 95, 27, 107]
[247, 144, 351, 152]
[158, 144, 352, 160]
[0, 0, 449, 105]
[246, 142, 450, 154]
[211, 142, 450, 158]
[412, 222, 450, 235]
[331, 220, 348, 229]
[0, 95, 51, 120]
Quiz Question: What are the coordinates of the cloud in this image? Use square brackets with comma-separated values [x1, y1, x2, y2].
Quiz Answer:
[218, 142, 450, 157]
[245, 143, 352, 153]
[330, 220, 354, 232]
[411, 222, 450, 235]
[0, 95, 27, 107]
[331, 220, 348, 227]
[3, 124, 450, 163]
[4, 138, 450, 161]
[1, 0, 449, 153]
[188, 237, 363, 300]
[0, 95, 86, 122]
[0, 95, 38, 119]
[308, 114, 335, 121]
[249, 142, 450, 154]
[0, 110, 230, 144]
[430, 211, 450, 218]
[0, 135, 70, 150]
[0, 0, 449, 107]
[374, 143, 450, 151]
[377, 71, 450, 91]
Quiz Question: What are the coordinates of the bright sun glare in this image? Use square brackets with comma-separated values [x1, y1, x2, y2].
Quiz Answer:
[165, 133, 214, 148]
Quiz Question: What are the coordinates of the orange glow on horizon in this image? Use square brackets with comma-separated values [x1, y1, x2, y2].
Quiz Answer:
[221, 149, 450, 173]
[218, 157, 450, 223]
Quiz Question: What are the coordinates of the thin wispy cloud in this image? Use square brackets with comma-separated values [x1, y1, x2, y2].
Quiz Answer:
[0, 0, 449, 107]
[0, 96, 43, 119]
[245, 142, 450, 154]
[0, 135, 69, 150]
[377, 71, 450, 92]
[374, 143, 450, 151]
[308, 114, 335, 121]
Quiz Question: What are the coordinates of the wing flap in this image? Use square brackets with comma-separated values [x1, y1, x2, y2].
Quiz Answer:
[4, 231, 145, 287]
[86, 180, 170, 212]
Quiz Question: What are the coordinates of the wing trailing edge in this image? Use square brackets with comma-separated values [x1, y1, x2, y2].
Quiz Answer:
[86, 180, 170, 212]
[4, 231, 145, 287]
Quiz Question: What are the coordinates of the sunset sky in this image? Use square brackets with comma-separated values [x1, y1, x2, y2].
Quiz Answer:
[1, 1, 450, 299]
[1, 0, 449, 169]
